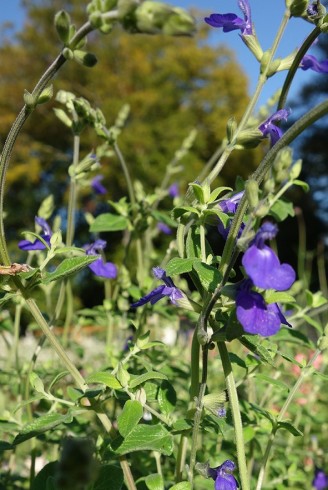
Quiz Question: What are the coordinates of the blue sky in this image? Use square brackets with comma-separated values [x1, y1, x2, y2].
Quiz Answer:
[0, 0, 325, 107]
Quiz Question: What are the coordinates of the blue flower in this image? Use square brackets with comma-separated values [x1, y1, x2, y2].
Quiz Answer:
[205, 0, 252, 36]
[208, 460, 239, 490]
[236, 280, 291, 336]
[18, 217, 52, 251]
[157, 222, 172, 235]
[131, 267, 183, 307]
[258, 109, 291, 146]
[168, 182, 179, 198]
[242, 222, 296, 291]
[300, 54, 328, 74]
[91, 175, 107, 195]
[85, 239, 117, 279]
[313, 468, 328, 490]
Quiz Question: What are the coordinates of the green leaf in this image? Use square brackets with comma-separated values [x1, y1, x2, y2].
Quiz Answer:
[189, 183, 205, 204]
[265, 291, 296, 304]
[293, 179, 309, 191]
[192, 262, 222, 293]
[151, 210, 177, 228]
[269, 199, 295, 221]
[112, 424, 173, 455]
[129, 371, 168, 389]
[31, 462, 58, 490]
[93, 465, 124, 490]
[303, 314, 322, 333]
[172, 206, 200, 219]
[170, 482, 191, 490]
[158, 381, 177, 416]
[0, 441, 14, 451]
[145, 474, 164, 490]
[208, 186, 232, 204]
[277, 421, 303, 436]
[186, 226, 213, 259]
[90, 213, 129, 232]
[86, 371, 122, 390]
[240, 335, 275, 365]
[29, 372, 46, 394]
[13, 412, 74, 445]
[43, 256, 97, 284]
[255, 374, 289, 391]
[165, 257, 200, 276]
[117, 400, 143, 438]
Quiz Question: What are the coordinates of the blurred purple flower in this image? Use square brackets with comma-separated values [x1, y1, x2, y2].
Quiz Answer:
[157, 222, 172, 235]
[208, 460, 239, 490]
[236, 280, 291, 336]
[258, 109, 290, 146]
[91, 175, 107, 195]
[85, 239, 117, 279]
[218, 219, 245, 241]
[18, 217, 52, 251]
[131, 267, 183, 308]
[168, 182, 179, 198]
[307, 2, 320, 16]
[217, 407, 226, 418]
[242, 222, 296, 291]
[300, 54, 328, 73]
[205, 0, 252, 36]
[313, 468, 328, 490]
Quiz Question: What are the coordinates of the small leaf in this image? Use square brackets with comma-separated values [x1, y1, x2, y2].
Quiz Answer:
[158, 381, 177, 417]
[277, 421, 303, 436]
[13, 412, 73, 445]
[240, 335, 275, 365]
[172, 206, 200, 219]
[192, 262, 222, 293]
[189, 183, 205, 204]
[170, 483, 191, 490]
[265, 291, 296, 304]
[29, 373, 46, 394]
[31, 462, 58, 490]
[43, 256, 97, 284]
[165, 257, 200, 276]
[145, 474, 164, 490]
[112, 424, 173, 455]
[117, 400, 143, 438]
[87, 371, 122, 390]
[129, 371, 168, 389]
[255, 374, 289, 391]
[269, 199, 295, 221]
[90, 213, 129, 232]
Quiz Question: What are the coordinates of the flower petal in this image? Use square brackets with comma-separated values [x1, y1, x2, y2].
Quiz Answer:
[131, 285, 166, 307]
[242, 244, 295, 291]
[236, 290, 282, 336]
[88, 258, 117, 279]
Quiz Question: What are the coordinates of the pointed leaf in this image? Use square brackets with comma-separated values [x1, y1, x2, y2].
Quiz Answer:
[117, 400, 143, 438]
[165, 257, 200, 276]
[90, 213, 129, 232]
[145, 474, 164, 490]
[43, 256, 97, 284]
[14, 412, 74, 445]
[192, 262, 222, 293]
[129, 371, 168, 389]
[93, 465, 124, 490]
[113, 424, 173, 455]
[87, 371, 122, 390]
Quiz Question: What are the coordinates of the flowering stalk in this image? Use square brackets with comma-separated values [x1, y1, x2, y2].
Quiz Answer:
[218, 341, 250, 490]
[255, 349, 322, 490]
[204, 7, 291, 187]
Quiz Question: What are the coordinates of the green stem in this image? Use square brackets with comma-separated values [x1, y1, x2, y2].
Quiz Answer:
[114, 142, 136, 206]
[66, 133, 80, 247]
[175, 433, 188, 482]
[255, 349, 321, 490]
[218, 341, 249, 490]
[199, 223, 206, 263]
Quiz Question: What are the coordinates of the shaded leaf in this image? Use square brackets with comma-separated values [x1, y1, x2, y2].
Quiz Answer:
[117, 400, 143, 438]
[90, 213, 129, 232]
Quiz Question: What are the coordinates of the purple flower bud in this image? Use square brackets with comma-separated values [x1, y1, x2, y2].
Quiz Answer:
[18, 216, 52, 251]
[258, 109, 291, 146]
[208, 460, 239, 490]
[205, 0, 252, 36]
[85, 239, 117, 279]
[131, 267, 183, 308]
[219, 191, 244, 214]
[91, 175, 107, 195]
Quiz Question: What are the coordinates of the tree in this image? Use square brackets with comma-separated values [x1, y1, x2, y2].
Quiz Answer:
[0, 0, 256, 240]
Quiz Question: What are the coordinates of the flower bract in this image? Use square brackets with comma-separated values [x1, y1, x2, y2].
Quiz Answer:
[131, 267, 183, 307]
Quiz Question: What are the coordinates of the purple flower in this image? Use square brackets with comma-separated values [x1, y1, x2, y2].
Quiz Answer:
[219, 191, 244, 214]
[168, 182, 179, 198]
[131, 267, 183, 308]
[258, 109, 291, 146]
[18, 217, 52, 251]
[85, 239, 117, 279]
[218, 220, 245, 241]
[300, 54, 328, 74]
[307, 2, 319, 16]
[157, 222, 172, 235]
[91, 175, 107, 195]
[217, 407, 226, 418]
[205, 0, 252, 36]
[313, 468, 328, 490]
[236, 281, 291, 336]
[208, 460, 239, 490]
[242, 222, 296, 291]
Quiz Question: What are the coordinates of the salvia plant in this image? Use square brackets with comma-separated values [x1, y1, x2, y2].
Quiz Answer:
[1, 0, 328, 489]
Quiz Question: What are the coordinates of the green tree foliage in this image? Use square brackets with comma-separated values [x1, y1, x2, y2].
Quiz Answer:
[0, 0, 256, 232]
